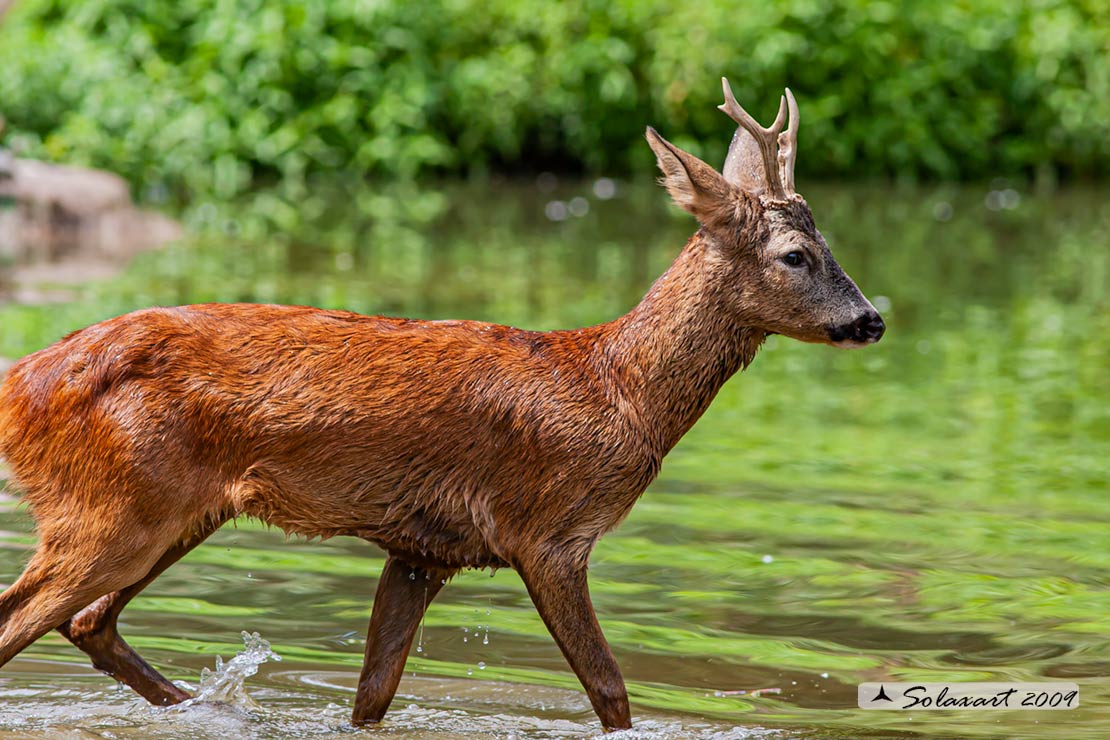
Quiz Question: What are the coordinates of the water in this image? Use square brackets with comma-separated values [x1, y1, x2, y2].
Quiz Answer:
[0, 179, 1107, 738]
[175, 631, 283, 710]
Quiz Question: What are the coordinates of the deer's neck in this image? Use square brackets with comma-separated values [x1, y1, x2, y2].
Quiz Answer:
[603, 230, 765, 456]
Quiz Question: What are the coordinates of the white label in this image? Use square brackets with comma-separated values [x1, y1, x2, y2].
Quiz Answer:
[857, 682, 1079, 710]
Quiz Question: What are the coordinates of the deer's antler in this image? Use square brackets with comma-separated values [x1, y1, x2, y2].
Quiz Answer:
[719, 78, 799, 200]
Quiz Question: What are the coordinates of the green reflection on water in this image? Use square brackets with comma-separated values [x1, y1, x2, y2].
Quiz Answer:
[0, 179, 1107, 737]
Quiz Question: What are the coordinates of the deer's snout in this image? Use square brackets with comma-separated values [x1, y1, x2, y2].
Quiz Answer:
[828, 311, 885, 346]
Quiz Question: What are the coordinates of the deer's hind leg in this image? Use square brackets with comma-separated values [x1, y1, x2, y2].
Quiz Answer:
[0, 550, 104, 667]
[57, 516, 226, 705]
[0, 484, 219, 692]
[0, 521, 178, 669]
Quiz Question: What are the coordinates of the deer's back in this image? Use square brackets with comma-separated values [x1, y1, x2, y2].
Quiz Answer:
[0, 304, 658, 568]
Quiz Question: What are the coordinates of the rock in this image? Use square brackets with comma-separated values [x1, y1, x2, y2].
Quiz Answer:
[0, 156, 183, 286]
[0, 158, 131, 215]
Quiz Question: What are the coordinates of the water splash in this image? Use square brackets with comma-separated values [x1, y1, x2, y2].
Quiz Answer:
[177, 631, 282, 710]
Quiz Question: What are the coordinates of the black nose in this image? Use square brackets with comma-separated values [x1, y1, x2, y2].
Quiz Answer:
[829, 311, 885, 343]
[860, 311, 885, 342]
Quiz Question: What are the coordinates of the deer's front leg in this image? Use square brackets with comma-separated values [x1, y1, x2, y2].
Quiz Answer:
[518, 553, 632, 731]
[352, 556, 453, 726]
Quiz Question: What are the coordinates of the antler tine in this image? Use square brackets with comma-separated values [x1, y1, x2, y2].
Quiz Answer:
[779, 88, 799, 194]
[783, 88, 799, 140]
[719, 77, 777, 138]
[718, 77, 787, 198]
[769, 94, 787, 136]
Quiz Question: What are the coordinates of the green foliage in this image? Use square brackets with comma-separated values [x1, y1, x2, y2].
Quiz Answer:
[1, 0, 1107, 196]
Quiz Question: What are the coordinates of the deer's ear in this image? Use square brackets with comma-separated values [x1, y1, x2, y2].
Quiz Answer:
[645, 127, 734, 224]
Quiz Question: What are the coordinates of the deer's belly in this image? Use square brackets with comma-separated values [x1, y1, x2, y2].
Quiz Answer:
[229, 460, 506, 569]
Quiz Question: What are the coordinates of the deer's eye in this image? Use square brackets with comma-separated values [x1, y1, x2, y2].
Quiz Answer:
[781, 251, 805, 267]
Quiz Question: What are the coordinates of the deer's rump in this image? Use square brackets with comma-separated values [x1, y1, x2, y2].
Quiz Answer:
[0, 303, 648, 569]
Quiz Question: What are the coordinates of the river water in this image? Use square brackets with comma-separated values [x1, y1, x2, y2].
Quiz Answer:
[0, 179, 1106, 738]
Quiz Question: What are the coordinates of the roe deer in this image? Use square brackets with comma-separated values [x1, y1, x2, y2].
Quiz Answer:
[0, 78, 883, 731]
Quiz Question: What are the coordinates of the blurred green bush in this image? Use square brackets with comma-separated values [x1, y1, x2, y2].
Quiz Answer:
[1, 0, 1107, 197]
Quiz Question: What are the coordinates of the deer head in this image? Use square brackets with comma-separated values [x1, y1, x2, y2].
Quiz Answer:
[644, 78, 884, 348]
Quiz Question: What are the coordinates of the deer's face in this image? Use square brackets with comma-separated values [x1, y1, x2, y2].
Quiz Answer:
[724, 200, 884, 347]
[645, 78, 884, 350]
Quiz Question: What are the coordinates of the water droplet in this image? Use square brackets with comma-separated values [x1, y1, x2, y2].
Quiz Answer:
[416, 645, 423, 653]
[821, 672, 829, 679]
[871, 295, 892, 314]
[409, 572, 416, 580]
[180, 631, 281, 708]
[463, 636, 468, 643]
[467, 669, 473, 676]
[932, 201, 953, 221]
[568, 196, 589, 217]
[477, 661, 486, 670]
[483, 633, 489, 645]
[544, 201, 568, 221]
[593, 177, 616, 200]
[761, 554, 774, 564]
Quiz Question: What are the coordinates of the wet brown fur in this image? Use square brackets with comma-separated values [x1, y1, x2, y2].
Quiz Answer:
[0, 127, 878, 732]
